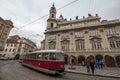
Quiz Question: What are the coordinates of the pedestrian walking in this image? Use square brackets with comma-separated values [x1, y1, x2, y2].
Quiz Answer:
[85, 59, 90, 73]
[96, 60, 100, 69]
[99, 60, 104, 69]
[90, 59, 95, 75]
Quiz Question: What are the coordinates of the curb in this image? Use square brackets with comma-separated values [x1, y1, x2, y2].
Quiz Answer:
[65, 70, 120, 79]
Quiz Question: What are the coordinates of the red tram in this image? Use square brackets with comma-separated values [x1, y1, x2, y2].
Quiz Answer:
[22, 50, 65, 74]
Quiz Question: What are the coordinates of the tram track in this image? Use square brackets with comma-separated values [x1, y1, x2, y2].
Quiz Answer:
[0, 61, 119, 80]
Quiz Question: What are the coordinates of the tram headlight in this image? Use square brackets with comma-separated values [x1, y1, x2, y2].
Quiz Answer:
[60, 65, 63, 68]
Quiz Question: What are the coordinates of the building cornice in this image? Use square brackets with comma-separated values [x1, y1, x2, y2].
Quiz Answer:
[44, 20, 120, 34]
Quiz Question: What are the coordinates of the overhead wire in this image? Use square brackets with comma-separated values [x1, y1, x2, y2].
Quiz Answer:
[9, 0, 80, 45]
[88, 0, 92, 14]
[18, 0, 80, 29]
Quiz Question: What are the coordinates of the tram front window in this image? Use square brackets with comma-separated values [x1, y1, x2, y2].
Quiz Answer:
[50, 53, 64, 61]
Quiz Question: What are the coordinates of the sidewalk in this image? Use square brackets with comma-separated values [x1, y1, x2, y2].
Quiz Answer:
[65, 65, 120, 78]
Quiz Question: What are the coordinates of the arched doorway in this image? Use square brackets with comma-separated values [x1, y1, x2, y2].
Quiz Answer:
[87, 55, 94, 61]
[96, 54, 103, 61]
[105, 55, 116, 67]
[14, 54, 20, 60]
[115, 55, 120, 67]
[64, 54, 68, 64]
[78, 55, 85, 65]
[69, 55, 77, 65]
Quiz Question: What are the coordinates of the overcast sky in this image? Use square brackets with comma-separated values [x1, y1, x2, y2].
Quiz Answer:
[0, 0, 120, 47]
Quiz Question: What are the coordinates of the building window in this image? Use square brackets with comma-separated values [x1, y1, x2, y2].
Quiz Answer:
[74, 23, 82, 28]
[50, 23, 54, 28]
[61, 33, 69, 39]
[105, 27, 117, 35]
[49, 35, 56, 40]
[5, 49, 7, 52]
[49, 41, 56, 49]
[75, 32, 84, 38]
[13, 49, 15, 52]
[0, 24, 3, 29]
[9, 49, 11, 52]
[52, 14, 54, 18]
[4, 26, 9, 32]
[61, 25, 68, 29]
[0, 41, 3, 47]
[91, 39, 102, 49]
[61, 40, 70, 51]
[89, 30, 99, 37]
[88, 21, 96, 26]
[75, 40, 85, 51]
[1, 33, 7, 39]
[109, 38, 120, 48]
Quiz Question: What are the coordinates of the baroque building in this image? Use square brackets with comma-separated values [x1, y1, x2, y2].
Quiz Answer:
[0, 17, 14, 52]
[0, 35, 37, 58]
[44, 4, 120, 67]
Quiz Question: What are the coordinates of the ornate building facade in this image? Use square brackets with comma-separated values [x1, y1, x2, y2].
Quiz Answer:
[44, 4, 120, 67]
[0, 35, 37, 58]
[0, 17, 14, 52]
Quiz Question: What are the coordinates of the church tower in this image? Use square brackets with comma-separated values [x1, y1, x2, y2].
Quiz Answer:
[47, 3, 57, 29]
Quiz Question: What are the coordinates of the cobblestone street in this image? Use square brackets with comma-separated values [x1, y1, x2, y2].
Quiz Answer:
[0, 60, 119, 80]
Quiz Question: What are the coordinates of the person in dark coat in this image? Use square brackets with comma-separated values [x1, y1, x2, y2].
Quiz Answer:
[90, 59, 95, 75]
[85, 59, 90, 73]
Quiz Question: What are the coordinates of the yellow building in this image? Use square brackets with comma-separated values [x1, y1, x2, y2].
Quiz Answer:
[0, 17, 14, 52]
[44, 4, 120, 67]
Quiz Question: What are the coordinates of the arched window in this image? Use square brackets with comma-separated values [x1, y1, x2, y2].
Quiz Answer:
[50, 23, 54, 28]
[52, 14, 54, 18]
[115, 55, 120, 67]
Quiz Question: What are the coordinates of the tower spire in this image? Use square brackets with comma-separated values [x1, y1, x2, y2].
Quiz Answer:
[52, 2, 55, 7]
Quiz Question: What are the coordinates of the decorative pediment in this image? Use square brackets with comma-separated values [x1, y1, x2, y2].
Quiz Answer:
[49, 40, 56, 43]
[89, 36, 101, 40]
[61, 39, 70, 43]
[75, 39, 84, 41]
[108, 36, 120, 39]
[108, 36, 120, 41]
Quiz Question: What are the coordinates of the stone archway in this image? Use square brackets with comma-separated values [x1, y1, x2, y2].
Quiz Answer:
[14, 54, 20, 60]
[64, 54, 68, 64]
[87, 55, 94, 61]
[96, 54, 103, 61]
[115, 55, 120, 67]
[69, 55, 77, 65]
[105, 55, 116, 67]
[78, 55, 85, 65]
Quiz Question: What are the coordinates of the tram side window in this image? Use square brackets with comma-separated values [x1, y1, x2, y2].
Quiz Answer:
[32, 54, 36, 59]
[25, 54, 27, 59]
[26, 54, 29, 59]
[42, 53, 49, 60]
[28, 55, 30, 59]
[37, 53, 42, 60]
[50, 53, 57, 60]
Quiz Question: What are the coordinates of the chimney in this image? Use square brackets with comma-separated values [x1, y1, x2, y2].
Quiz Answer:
[76, 16, 78, 20]
[88, 13, 92, 17]
[96, 14, 98, 17]
[83, 16, 85, 18]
